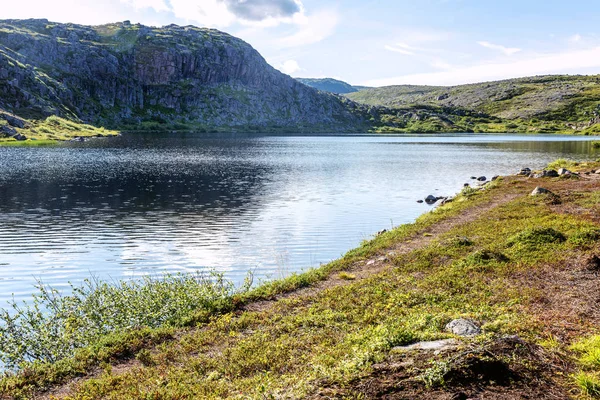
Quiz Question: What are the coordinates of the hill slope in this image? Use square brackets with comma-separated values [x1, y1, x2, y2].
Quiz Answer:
[0, 19, 368, 134]
[347, 75, 600, 130]
[296, 77, 368, 94]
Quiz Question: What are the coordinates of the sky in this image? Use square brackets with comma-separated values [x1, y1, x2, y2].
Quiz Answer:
[4, 0, 600, 87]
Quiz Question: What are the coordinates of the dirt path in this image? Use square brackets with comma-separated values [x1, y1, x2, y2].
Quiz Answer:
[243, 190, 522, 314]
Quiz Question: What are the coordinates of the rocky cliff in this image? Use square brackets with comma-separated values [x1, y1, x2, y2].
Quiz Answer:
[0, 19, 368, 132]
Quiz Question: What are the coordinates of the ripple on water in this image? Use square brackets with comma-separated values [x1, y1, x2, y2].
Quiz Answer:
[0, 133, 597, 304]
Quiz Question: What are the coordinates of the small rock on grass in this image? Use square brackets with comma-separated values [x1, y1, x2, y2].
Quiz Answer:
[558, 168, 572, 176]
[392, 339, 458, 352]
[445, 318, 481, 336]
[531, 187, 552, 196]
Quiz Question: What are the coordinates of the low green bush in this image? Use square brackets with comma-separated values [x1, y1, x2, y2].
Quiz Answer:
[506, 227, 566, 249]
[0, 272, 250, 369]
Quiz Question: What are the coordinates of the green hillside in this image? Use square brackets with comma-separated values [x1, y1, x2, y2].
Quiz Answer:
[347, 75, 600, 134]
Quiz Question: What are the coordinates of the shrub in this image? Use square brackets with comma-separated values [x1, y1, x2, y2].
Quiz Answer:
[507, 227, 566, 249]
[466, 249, 509, 264]
[568, 228, 600, 247]
[0, 272, 250, 369]
[547, 159, 579, 170]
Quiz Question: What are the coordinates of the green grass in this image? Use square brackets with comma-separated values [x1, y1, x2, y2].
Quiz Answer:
[0, 115, 119, 146]
[547, 158, 581, 170]
[572, 336, 600, 398]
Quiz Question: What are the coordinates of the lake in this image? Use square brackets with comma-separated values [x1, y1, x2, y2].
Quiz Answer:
[0, 133, 597, 305]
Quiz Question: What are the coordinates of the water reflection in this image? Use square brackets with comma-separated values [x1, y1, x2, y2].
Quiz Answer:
[0, 133, 597, 303]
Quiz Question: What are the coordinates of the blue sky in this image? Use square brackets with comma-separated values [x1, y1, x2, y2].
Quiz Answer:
[4, 0, 600, 86]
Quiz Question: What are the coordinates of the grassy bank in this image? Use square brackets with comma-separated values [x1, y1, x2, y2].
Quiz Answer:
[0, 116, 119, 146]
[1, 160, 600, 399]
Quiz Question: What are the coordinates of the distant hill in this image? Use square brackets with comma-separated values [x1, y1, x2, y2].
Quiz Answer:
[296, 78, 369, 95]
[346, 75, 600, 124]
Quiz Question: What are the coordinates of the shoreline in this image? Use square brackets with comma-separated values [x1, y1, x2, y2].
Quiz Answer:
[2, 158, 600, 398]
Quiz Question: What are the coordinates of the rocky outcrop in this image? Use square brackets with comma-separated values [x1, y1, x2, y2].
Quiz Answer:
[0, 19, 368, 131]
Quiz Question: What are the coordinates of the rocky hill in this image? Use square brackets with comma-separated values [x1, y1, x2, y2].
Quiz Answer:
[0, 19, 369, 133]
[296, 77, 368, 94]
[347, 75, 600, 131]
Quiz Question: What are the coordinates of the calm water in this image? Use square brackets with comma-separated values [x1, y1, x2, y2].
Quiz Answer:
[0, 133, 598, 304]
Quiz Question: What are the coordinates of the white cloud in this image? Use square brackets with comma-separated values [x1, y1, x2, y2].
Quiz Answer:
[276, 59, 301, 75]
[570, 34, 582, 43]
[276, 9, 338, 48]
[384, 44, 415, 56]
[163, 0, 306, 28]
[120, 0, 169, 13]
[477, 41, 521, 56]
[168, 0, 237, 28]
[1, 0, 129, 25]
[363, 46, 600, 87]
[430, 59, 452, 70]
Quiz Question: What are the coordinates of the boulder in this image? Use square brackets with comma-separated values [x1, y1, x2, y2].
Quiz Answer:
[463, 183, 470, 187]
[425, 195, 438, 204]
[477, 176, 487, 181]
[0, 125, 17, 137]
[531, 187, 552, 196]
[558, 168, 571, 175]
[533, 170, 559, 178]
[491, 175, 500, 181]
[445, 319, 481, 336]
[2, 114, 27, 128]
[518, 168, 531, 176]
[417, 200, 424, 204]
[13, 134, 27, 141]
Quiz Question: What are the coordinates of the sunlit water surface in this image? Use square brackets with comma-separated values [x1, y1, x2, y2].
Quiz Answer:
[0, 133, 597, 304]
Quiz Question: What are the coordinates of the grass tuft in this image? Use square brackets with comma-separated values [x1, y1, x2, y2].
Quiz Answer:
[506, 227, 566, 249]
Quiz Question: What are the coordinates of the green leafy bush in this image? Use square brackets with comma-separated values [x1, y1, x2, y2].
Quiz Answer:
[0, 273, 249, 369]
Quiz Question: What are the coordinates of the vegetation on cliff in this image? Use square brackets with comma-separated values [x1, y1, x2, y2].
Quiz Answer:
[2, 159, 600, 399]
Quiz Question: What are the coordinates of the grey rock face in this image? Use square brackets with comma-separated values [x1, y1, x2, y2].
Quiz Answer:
[531, 187, 552, 196]
[0, 19, 368, 131]
[445, 318, 481, 336]
[0, 124, 16, 136]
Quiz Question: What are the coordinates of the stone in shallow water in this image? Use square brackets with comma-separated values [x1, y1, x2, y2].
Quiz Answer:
[445, 318, 481, 336]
